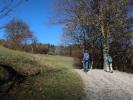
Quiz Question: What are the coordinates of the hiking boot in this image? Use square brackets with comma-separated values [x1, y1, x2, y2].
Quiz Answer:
[110, 70, 113, 73]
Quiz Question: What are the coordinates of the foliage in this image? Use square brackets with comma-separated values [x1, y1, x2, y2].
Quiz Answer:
[55, 0, 133, 72]
[5, 19, 33, 50]
[0, 0, 26, 19]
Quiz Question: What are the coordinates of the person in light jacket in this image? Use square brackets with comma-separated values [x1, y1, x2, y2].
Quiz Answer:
[82, 50, 89, 72]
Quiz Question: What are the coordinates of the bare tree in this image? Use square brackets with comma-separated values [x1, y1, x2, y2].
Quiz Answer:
[5, 19, 33, 49]
[31, 36, 38, 53]
[55, 0, 132, 71]
[0, 0, 26, 19]
[0, 0, 27, 30]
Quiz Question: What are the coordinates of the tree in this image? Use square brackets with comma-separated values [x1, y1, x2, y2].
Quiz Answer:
[90, 0, 130, 71]
[0, 0, 27, 30]
[5, 19, 33, 49]
[55, 0, 132, 71]
[0, 0, 26, 19]
[30, 36, 38, 53]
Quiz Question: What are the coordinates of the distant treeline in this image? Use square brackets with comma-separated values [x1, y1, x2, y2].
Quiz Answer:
[61, 45, 133, 73]
[0, 39, 81, 57]
[1, 39, 133, 73]
[0, 39, 133, 73]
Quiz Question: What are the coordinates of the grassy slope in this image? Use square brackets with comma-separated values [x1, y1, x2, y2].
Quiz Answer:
[0, 47, 40, 76]
[0, 47, 84, 100]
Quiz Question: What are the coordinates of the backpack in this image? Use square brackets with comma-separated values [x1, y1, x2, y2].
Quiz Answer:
[84, 53, 89, 61]
[108, 56, 112, 63]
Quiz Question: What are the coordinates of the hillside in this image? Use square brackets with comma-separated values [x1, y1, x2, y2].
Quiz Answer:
[1, 47, 133, 100]
[0, 47, 84, 100]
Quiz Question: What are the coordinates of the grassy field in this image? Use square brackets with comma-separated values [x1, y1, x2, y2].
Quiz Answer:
[0, 47, 84, 100]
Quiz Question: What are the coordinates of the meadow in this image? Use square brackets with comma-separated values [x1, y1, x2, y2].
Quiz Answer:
[0, 47, 84, 100]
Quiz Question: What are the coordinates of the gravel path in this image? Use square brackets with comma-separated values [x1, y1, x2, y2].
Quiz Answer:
[75, 69, 133, 100]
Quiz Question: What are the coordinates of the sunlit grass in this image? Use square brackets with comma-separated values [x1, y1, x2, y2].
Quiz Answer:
[0, 47, 41, 76]
[0, 47, 84, 100]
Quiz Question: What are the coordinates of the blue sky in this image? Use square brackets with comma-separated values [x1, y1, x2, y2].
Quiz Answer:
[0, 0, 63, 45]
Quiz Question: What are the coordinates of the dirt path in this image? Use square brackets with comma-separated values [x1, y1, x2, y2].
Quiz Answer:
[75, 69, 133, 100]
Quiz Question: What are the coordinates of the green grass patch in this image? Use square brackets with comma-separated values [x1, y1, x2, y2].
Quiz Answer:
[0, 47, 84, 100]
[0, 47, 41, 76]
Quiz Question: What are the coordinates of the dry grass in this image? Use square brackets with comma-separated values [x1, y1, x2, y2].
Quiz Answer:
[0, 47, 84, 100]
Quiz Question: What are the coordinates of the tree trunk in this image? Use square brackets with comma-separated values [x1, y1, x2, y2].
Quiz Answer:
[69, 46, 72, 56]
[31, 46, 34, 53]
[101, 24, 110, 71]
[103, 38, 109, 71]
